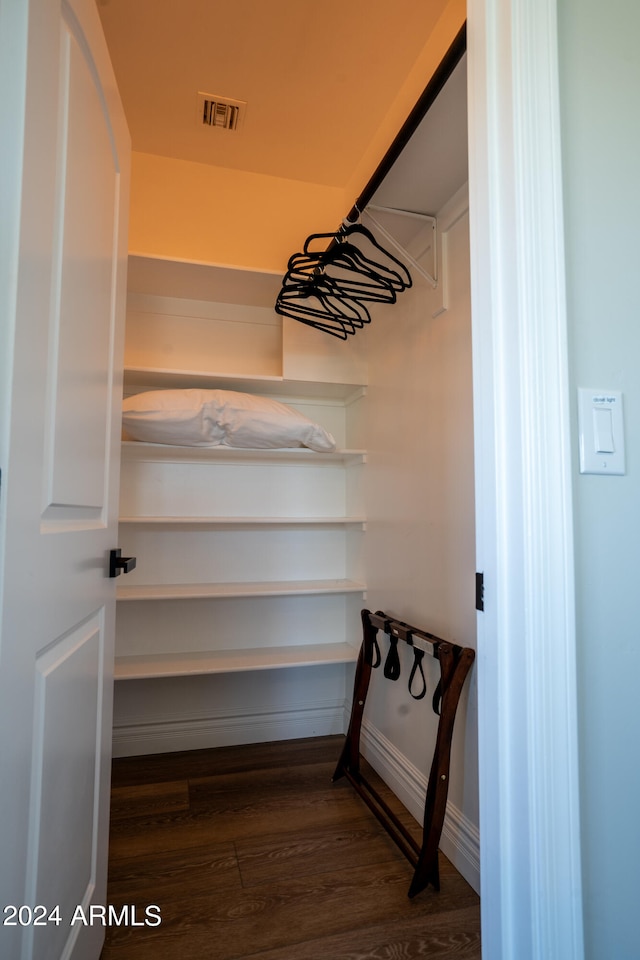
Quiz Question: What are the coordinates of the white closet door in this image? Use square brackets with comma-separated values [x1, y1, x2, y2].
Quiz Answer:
[0, 0, 129, 957]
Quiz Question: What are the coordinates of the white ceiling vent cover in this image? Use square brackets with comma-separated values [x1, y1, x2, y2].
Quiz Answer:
[197, 92, 246, 132]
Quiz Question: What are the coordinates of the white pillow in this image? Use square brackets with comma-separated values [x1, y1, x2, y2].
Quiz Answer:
[122, 389, 337, 452]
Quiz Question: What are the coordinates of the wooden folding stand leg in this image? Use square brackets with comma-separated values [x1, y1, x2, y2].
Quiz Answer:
[332, 608, 475, 898]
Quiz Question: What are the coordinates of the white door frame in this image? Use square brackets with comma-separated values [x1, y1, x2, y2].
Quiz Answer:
[467, 0, 584, 957]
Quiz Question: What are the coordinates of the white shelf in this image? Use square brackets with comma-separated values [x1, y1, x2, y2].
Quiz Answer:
[127, 254, 282, 307]
[116, 579, 367, 601]
[123, 366, 366, 400]
[119, 515, 366, 526]
[114, 642, 359, 680]
[117, 285, 366, 693]
[121, 440, 366, 464]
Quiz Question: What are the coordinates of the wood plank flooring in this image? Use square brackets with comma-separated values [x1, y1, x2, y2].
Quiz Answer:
[100, 736, 481, 960]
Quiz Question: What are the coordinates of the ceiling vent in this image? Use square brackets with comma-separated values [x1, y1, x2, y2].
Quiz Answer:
[197, 92, 246, 132]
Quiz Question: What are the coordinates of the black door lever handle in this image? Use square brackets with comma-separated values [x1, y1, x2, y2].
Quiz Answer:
[109, 548, 137, 578]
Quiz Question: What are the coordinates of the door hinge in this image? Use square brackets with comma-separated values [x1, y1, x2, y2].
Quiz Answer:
[475, 572, 484, 612]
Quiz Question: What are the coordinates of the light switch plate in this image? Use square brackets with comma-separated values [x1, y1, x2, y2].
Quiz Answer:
[578, 388, 625, 475]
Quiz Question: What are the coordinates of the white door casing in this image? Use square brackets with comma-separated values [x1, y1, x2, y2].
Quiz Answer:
[467, 0, 584, 957]
[0, 0, 130, 958]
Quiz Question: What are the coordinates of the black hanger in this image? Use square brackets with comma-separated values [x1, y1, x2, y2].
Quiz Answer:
[302, 231, 409, 295]
[335, 223, 413, 291]
[274, 217, 413, 338]
[278, 277, 372, 325]
[275, 286, 368, 339]
[288, 242, 401, 295]
[277, 260, 374, 338]
[285, 264, 397, 305]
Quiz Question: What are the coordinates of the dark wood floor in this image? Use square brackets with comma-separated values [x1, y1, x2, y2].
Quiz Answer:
[100, 736, 481, 960]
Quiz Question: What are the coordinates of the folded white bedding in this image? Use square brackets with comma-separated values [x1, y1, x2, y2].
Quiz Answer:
[122, 388, 337, 453]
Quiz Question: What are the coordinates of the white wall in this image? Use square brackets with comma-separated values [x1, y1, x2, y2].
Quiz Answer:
[113, 664, 350, 756]
[558, 2, 640, 957]
[359, 185, 479, 888]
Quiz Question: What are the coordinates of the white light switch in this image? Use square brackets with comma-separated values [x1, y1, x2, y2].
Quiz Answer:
[593, 407, 614, 454]
[578, 388, 625, 475]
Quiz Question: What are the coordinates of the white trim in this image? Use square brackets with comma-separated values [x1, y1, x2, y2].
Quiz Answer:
[467, 1, 584, 958]
[111, 699, 346, 757]
[0, 0, 28, 640]
[432, 182, 469, 318]
[360, 720, 480, 894]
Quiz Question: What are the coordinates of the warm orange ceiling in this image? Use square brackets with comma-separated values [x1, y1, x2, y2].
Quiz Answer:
[98, 0, 454, 189]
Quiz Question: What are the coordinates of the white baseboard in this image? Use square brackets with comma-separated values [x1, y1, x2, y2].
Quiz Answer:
[112, 699, 346, 757]
[359, 719, 480, 894]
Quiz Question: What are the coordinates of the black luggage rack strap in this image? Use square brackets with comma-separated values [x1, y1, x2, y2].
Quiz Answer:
[332, 608, 475, 898]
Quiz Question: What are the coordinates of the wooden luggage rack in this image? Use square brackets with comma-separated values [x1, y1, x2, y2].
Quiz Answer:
[332, 608, 475, 897]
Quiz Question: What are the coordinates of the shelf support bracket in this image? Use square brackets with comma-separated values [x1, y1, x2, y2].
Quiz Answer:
[365, 205, 437, 287]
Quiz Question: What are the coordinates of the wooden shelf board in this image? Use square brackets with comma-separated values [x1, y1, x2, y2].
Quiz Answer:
[126, 255, 283, 307]
[119, 515, 366, 526]
[120, 441, 366, 464]
[114, 642, 359, 680]
[123, 366, 366, 399]
[116, 579, 367, 601]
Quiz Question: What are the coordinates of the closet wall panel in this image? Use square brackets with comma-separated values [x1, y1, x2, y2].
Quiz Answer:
[359, 185, 478, 891]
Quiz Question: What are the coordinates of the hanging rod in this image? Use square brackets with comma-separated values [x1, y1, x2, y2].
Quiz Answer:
[326, 23, 466, 261]
[275, 23, 467, 335]
[344, 22, 467, 225]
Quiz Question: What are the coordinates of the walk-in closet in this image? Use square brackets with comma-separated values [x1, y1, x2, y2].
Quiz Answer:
[112, 43, 478, 893]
